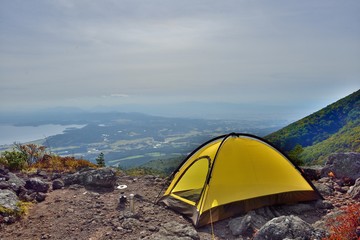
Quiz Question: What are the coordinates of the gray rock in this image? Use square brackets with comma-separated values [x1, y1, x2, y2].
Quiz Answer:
[162, 221, 199, 240]
[35, 192, 47, 202]
[0, 172, 10, 181]
[144, 221, 199, 240]
[348, 178, 360, 199]
[63, 173, 81, 186]
[254, 215, 320, 240]
[143, 233, 192, 240]
[7, 173, 26, 192]
[301, 166, 322, 180]
[25, 178, 49, 193]
[64, 167, 117, 189]
[0, 166, 9, 175]
[313, 182, 334, 196]
[0, 181, 10, 189]
[0, 189, 19, 212]
[321, 152, 360, 181]
[19, 192, 35, 202]
[314, 200, 334, 210]
[36, 169, 48, 179]
[280, 203, 317, 215]
[121, 218, 141, 230]
[50, 173, 62, 180]
[229, 210, 270, 236]
[52, 179, 64, 190]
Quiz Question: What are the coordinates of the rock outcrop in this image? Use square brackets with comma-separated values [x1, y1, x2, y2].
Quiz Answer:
[253, 215, 324, 240]
[0, 189, 19, 212]
[25, 178, 49, 193]
[63, 167, 117, 189]
[321, 152, 360, 181]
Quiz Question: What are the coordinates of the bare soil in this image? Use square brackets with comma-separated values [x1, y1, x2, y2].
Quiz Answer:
[0, 175, 231, 240]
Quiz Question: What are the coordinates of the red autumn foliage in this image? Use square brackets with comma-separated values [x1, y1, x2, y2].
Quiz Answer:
[323, 202, 360, 240]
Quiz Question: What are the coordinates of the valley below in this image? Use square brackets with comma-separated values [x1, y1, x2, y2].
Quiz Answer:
[0, 111, 284, 169]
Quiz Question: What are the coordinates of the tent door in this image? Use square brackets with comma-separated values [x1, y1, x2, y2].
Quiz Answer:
[171, 156, 211, 205]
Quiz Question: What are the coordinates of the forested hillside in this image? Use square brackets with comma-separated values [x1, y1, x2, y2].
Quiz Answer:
[265, 89, 360, 164]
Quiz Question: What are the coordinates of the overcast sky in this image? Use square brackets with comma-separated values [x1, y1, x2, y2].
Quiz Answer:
[1, 0, 359, 117]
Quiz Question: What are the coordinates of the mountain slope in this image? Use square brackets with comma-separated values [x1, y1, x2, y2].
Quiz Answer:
[265, 89, 360, 164]
[300, 120, 360, 163]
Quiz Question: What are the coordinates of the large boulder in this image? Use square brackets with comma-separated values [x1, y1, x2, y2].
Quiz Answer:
[254, 215, 324, 240]
[25, 178, 49, 193]
[64, 168, 117, 189]
[229, 202, 328, 238]
[229, 209, 276, 236]
[0, 189, 19, 212]
[7, 173, 26, 192]
[348, 178, 360, 200]
[321, 153, 360, 181]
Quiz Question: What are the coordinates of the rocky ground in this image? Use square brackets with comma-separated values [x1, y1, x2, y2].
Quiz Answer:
[0, 172, 227, 240]
[1, 152, 360, 240]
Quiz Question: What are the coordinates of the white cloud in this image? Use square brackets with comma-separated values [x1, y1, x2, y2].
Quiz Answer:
[102, 94, 129, 98]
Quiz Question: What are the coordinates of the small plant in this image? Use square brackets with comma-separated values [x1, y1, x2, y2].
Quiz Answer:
[324, 202, 360, 240]
[15, 201, 32, 217]
[0, 201, 32, 223]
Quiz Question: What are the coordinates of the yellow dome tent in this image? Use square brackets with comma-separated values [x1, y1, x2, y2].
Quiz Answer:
[159, 133, 322, 227]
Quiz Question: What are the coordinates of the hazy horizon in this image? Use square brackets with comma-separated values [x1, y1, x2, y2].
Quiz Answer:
[1, 1, 359, 119]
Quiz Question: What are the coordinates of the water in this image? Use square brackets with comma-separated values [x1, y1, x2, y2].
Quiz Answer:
[0, 124, 84, 145]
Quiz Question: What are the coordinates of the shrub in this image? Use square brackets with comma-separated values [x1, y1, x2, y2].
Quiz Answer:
[0, 156, 8, 167]
[1, 150, 27, 171]
[32, 155, 97, 172]
[324, 202, 360, 240]
[14, 143, 47, 165]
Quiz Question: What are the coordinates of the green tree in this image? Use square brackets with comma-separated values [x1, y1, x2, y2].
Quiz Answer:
[96, 152, 105, 167]
[288, 144, 305, 166]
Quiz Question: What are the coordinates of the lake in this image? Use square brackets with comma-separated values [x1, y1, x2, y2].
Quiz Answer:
[0, 124, 85, 145]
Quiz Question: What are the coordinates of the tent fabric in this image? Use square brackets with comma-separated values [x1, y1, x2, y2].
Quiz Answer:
[159, 133, 322, 227]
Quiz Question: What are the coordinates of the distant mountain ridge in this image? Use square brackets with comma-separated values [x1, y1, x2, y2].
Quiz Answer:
[265, 89, 360, 164]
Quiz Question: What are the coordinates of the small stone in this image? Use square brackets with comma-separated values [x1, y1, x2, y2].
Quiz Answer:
[148, 225, 158, 232]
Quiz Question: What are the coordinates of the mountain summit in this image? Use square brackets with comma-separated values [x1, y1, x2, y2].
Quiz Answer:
[265, 89, 360, 164]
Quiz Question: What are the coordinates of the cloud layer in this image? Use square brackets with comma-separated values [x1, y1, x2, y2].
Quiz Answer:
[0, 0, 359, 113]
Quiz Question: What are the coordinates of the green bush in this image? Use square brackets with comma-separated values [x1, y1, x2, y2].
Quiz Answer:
[1, 150, 27, 171]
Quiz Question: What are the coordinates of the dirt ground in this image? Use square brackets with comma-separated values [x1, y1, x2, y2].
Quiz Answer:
[0, 175, 232, 240]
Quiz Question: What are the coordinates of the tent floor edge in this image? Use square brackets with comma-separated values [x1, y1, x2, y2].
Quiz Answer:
[159, 195, 200, 226]
[197, 190, 321, 227]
